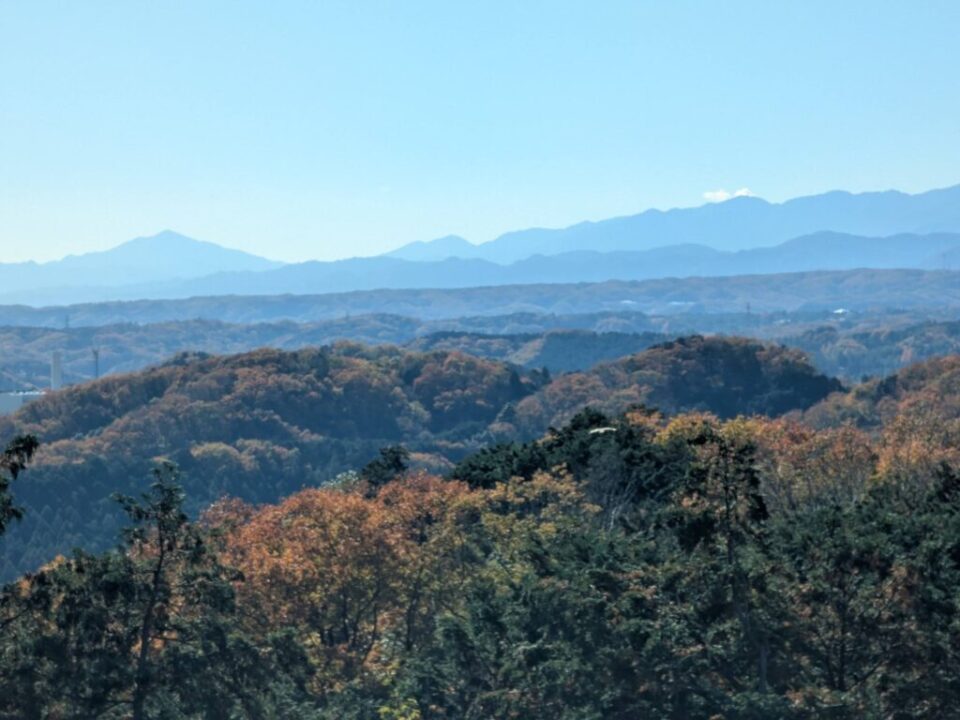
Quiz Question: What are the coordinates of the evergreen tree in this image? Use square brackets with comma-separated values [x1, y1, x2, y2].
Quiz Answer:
[0, 461, 313, 718]
[0, 435, 38, 537]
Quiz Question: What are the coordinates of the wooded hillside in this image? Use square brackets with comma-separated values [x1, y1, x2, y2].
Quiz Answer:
[0, 337, 840, 579]
[0, 344, 538, 578]
[3, 401, 959, 718]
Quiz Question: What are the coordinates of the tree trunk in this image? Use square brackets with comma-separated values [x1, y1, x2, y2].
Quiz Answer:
[132, 539, 167, 720]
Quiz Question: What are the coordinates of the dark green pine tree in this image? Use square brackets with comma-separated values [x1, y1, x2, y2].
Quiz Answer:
[0, 461, 314, 719]
[361, 445, 410, 495]
[655, 420, 801, 719]
[404, 524, 665, 720]
[0, 435, 38, 537]
[867, 464, 960, 719]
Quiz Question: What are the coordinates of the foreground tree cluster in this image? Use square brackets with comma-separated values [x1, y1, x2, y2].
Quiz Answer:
[2, 404, 960, 718]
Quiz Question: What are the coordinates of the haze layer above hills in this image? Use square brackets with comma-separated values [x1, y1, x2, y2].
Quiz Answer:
[4, 184, 960, 306]
[2, 269, 959, 328]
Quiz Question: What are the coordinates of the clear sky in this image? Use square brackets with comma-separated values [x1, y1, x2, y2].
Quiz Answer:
[1, 1, 958, 263]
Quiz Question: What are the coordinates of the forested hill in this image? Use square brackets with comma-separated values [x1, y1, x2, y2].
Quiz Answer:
[406, 329, 668, 372]
[0, 317, 666, 390]
[0, 337, 840, 579]
[5, 313, 960, 392]
[804, 354, 960, 436]
[0, 344, 540, 578]
[5, 378, 960, 717]
[505, 335, 843, 436]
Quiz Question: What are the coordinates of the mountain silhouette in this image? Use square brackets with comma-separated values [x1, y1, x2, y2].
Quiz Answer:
[402, 184, 960, 262]
[0, 231, 280, 296]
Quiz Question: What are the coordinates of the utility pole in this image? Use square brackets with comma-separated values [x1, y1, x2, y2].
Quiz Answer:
[51, 351, 63, 390]
[92, 347, 101, 380]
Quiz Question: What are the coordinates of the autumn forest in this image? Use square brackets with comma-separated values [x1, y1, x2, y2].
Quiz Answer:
[7, 0, 960, 716]
[2, 332, 960, 718]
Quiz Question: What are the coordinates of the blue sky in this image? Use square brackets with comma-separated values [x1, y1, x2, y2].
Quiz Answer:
[1, 1, 958, 263]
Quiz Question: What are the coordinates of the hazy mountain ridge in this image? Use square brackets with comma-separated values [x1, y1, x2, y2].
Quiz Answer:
[5, 230, 960, 306]
[409, 183, 960, 262]
[4, 184, 960, 306]
[0, 231, 281, 297]
[386, 234, 480, 261]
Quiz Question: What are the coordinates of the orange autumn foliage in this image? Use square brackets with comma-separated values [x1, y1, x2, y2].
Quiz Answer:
[219, 474, 475, 690]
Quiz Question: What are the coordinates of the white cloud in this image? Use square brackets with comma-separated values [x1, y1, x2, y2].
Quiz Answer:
[703, 189, 732, 202]
[703, 187, 755, 203]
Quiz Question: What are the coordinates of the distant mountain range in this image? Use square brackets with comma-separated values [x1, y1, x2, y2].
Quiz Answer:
[3, 184, 960, 306]
[385, 234, 479, 261]
[165, 230, 960, 298]
[390, 183, 960, 262]
[0, 230, 281, 299]
[4, 230, 960, 306]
